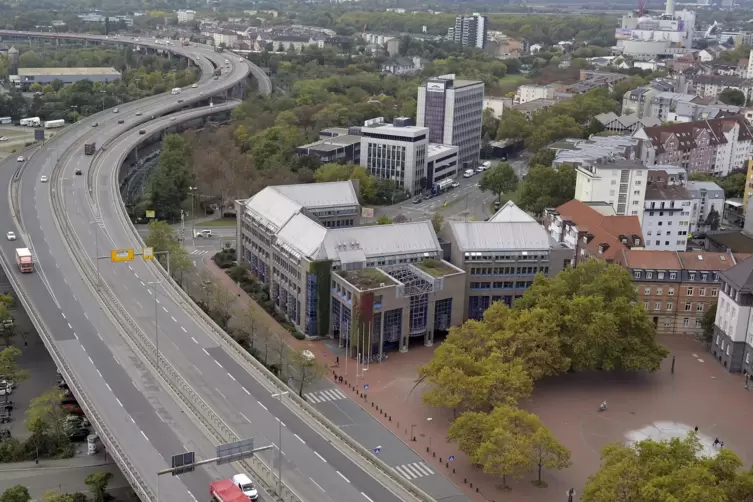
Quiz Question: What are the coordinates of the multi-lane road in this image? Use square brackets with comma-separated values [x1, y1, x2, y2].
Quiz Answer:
[0, 33, 425, 502]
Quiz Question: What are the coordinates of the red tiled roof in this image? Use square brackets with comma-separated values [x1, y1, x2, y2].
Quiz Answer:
[638, 115, 753, 155]
[621, 250, 682, 270]
[556, 200, 644, 262]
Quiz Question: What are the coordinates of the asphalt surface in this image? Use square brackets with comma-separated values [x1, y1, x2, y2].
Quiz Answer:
[0, 32, 413, 502]
[0, 37, 273, 501]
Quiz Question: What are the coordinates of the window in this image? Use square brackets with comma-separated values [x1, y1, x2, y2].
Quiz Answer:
[687, 287, 693, 296]
[670, 273, 677, 280]
[658, 272, 665, 280]
[683, 318, 690, 327]
[634, 271, 641, 279]
[664, 319, 671, 328]
[695, 319, 702, 329]
[689, 272, 696, 280]
[654, 302, 661, 311]
[666, 302, 673, 311]
[646, 272, 653, 279]
[657, 288, 663, 295]
[712, 288, 718, 297]
[668, 288, 675, 296]
[685, 302, 692, 311]
[643, 301, 649, 309]
[717, 334, 721, 345]
[697, 303, 704, 312]
[644, 287, 651, 295]
[747, 353, 750, 365]
[699, 288, 706, 296]
[727, 345, 730, 356]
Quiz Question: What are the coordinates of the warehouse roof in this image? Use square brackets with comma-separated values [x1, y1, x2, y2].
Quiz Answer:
[18, 67, 121, 77]
[448, 220, 552, 252]
[274, 181, 359, 209]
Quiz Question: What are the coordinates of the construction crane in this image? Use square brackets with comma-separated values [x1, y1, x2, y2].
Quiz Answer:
[637, 0, 647, 16]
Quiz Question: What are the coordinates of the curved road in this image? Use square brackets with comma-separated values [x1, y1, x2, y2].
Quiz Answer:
[0, 32, 421, 502]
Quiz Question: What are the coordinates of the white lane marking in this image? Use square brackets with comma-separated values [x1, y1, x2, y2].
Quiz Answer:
[228, 373, 236, 381]
[81, 346, 86, 353]
[191, 337, 198, 344]
[128, 265, 133, 271]
[61, 313, 66, 319]
[105, 383, 112, 392]
[88, 357, 94, 364]
[141, 431, 149, 441]
[258, 401, 268, 411]
[171, 316, 177, 322]
[214, 360, 223, 369]
[67, 323, 72, 329]
[294, 434, 305, 444]
[113, 355, 121, 366]
[96, 369, 102, 377]
[97, 333, 103, 341]
[314, 451, 327, 463]
[73, 333, 78, 340]
[136, 301, 143, 309]
[130, 417, 135, 424]
[336, 471, 350, 483]
[203, 348, 210, 356]
[182, 327, 188, 333]
[242, 387, 250, 395]
[159, 415, 165, 423]
[192, 364, 203, 375]
[116, 398, 123, 407]
[162, 306, 168, 313]
[271, 442, 285, 455]
[134, 273, 139, 280]
[132, 382, 139, 390]
[309, 478, 325, 493]
[216, 389, 227, 400]
[189, 494, 197, 502]
[240, 412, 251, 423]
[84, 313, 89, 320]
[123, 285, 127, 291]
[72, 295, 77, 302]
[361, 493, 374, 502]
[142, 282, 146, 287]
[56, 263, 59, 268]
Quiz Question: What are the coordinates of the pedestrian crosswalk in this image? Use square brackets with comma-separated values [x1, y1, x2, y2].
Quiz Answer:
[304, 388, 347, 404]
[190, 249, 210, 256]
[394, 462, 434, 480]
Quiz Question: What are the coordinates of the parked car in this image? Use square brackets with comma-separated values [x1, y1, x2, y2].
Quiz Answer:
[118, 119, 125, 124]
[139, 129, 146, 135]
[112, 108, 119, 113]
[412, 197, 422, 204]
[451, 181, 460, 188]
[91, 122, 98, 127]
[135, 112, 142, 116]
[5, 232, 15, 241]
[0, 137, 7, 141]
[16, 156, 24, 162]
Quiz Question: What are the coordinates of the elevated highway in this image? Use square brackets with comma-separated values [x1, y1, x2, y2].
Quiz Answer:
[0, 32, 434, 502]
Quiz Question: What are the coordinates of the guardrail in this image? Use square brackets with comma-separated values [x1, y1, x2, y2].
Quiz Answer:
[4, 159, 154, 502]
[48, 123, 296, 502]
[107, 116, 436, 502]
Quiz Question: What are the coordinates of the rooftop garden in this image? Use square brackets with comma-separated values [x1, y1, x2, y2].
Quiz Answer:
[415, 259, 458, 278]
[337, 268, 395, 291]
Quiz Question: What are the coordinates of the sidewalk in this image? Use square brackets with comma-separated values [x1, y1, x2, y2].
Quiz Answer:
[202, 255, 504, 502]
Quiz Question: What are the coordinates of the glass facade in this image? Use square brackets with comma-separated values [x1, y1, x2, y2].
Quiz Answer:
[424, 86, 447, 144]
[434, 298, 452, 331]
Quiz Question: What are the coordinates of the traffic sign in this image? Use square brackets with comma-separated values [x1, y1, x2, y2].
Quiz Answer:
[364, 384, 369, 391]
[374, 446, 381, 454]
[146, 210, 155, 218]
[143, 247, 154, 260]
[217, 438, 254, 465]
[110, 248, 134, 262]
[171, 451, 195, 476]
[448, 455, 455, 462]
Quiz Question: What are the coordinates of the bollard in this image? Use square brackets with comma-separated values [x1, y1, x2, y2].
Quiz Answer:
[470, 483, 473, 489]
[440, 457, 442, 463]
[389, 416, 391, 422]
[412, 436, 416, 441]
[364, 393, 367, 400]
[426, 447, 429, 453]
[333, 370, 336, 376]
[464, 478, 467, 484]
[476, 488, 479, 493]
[433, 452, 436, 457]
[372, 402, 374, 407]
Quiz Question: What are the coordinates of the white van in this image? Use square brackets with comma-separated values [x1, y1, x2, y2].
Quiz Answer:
[232, 474, 259, 500]
[171, 88, 181, 95]
[482, 161, 492, 168]
[463, 169, 474, 178]
[196, 229, 213, 238]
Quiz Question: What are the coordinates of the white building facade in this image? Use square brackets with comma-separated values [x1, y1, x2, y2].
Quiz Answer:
[514, 84, 556, 105]
[574, 159, 648, 219]
[177, 10, 196, 23]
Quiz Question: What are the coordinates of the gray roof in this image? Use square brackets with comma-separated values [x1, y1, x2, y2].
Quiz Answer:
[686, 181, 724, 196]
[448, 220, 551, 252]
[489, 201, 536, 223]
[324, 221, 440, 263]
[721, 255, 753, 292]
[274, 181, 359, 209]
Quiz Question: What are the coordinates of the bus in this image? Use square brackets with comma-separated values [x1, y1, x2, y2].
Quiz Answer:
[432, 178, 455, 195]
[0, 117, 11, 125]
[44, 119, 65, 129]
[20, 117, 41, 127]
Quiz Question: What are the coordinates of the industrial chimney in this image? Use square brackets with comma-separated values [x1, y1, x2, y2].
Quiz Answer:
[665, 0, 675, 17]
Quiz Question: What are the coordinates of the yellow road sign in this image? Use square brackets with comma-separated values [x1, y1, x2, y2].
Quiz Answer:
[143, 247, 154, 260]
[146, 210, 155, 218]
[110, 249, 134, 262]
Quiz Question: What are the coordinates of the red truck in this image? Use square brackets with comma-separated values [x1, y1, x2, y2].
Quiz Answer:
[210, 480, 246, 502]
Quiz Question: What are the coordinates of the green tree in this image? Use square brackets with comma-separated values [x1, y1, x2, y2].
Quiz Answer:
[0, 294, 16, 347]
[314, 163, 352, 183]
[0, 485, 30, 502]
[0, 347, 28, 402]
[719, 88, 747, 106]
[84, 471, 113, 502]
[431, 212, 444, 234]
[41, 491, 77, 502]
[701, 302, 717, 344]
[516, 259, 669, 372]
[497, 109, 530, 142]
[706, 207, 721, 231]
[25, 388, 70, 455]
[376, 215, 392, 225]
[529, 427, 571, 487]
[582, 433, 748, 502]
[289, 350, 326, 397]
[478, 163, 518, 199]
[517, 164, 576, 215]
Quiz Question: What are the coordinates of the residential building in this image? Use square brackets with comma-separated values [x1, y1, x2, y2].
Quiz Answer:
[634, 116, 753, 176]
[621, 78, 682, 117]
[514, 84, 556, 105]
[426, 143, 459, 186]
[551, 135, 641, 169]
[359, 117, 428, 195]
[417, 74, 484, 170]
[623, 250, 739, 337]
[687, 75, 753, 103]
[573, 159, 648, 218]
[177, 10, 196, 23]
[699, 45, 727, 62]
[711, 256, 753, 373]
[593, 112, 661, 134]
[744, 159, 753, 214]
[296, 133, 362, 164]
[642, 168, 693, 251]
[667, 99, 743, 123]
[442, 201, 573, 320]
[687, 181, 726, 230]
[381, 56, 423, 76]
[544, 200, 644, 264]
[235, 181, 466, 355]
[450, 13, 488, 49]
[512, 99, 557, 120]
[483, 96, 512, 118]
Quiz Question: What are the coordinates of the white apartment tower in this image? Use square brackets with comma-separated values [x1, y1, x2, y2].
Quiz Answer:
[359, 117, 428, 195]
[417, 74, 484, 169]
[574, 159, 648, 220]
[451, 13, 488, 49]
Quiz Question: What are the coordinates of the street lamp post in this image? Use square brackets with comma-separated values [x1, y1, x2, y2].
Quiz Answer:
[147, 280, 163, 367]
[270, 391, 289, 496]
[188, 186, 197, 247]
[427, 417, 433, 452]
[100, 90, 106, 112]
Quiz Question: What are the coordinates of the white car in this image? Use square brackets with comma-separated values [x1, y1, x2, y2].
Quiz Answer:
[451, 181, 460, 188]
[232, 474, 258, 501]
[191, 83, 198, 88]
[16, 156, 24, 162]
[0, 137, 7, 141]
[136, 112, 142, 116]
[113, 108, 119, 113]
[40, 176, 48, 183]
[5, 232, 15, 241]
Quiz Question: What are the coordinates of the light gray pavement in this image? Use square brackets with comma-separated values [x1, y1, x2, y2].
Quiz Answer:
[0, 457, 129, 500]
